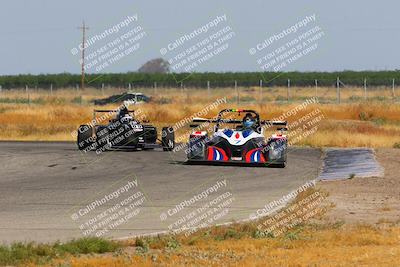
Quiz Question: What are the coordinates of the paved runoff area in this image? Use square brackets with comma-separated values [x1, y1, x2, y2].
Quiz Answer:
[318, 148, 384, 180]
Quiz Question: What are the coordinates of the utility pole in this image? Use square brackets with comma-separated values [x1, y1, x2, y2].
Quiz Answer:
[180, 81, 184, 96]
[336, 77, 340, 104]
[392, 78, 395, 99]
[78, 21, 89, 90]
[315, 79, 318, 99]
[364, 78, 367, 100]
[235, 80, 239, 105]
[26, 85, 30, 105]
[207, 80, 210, 99]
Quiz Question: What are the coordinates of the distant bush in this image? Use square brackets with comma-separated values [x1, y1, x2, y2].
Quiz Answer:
[0, 98, 30, 104]
[157, 97, 172, 104]
[359, 111, 372, 121]
[372, 118, 386, 126]
[135, 238, 149, 253]
[71, 96, 82, 104]
[275, 95, 288, 102]
[370, 96, 387, 102]
[349, 95, 363, 102]
[240, 96, 256, 102]
[0, 97, 45, 105]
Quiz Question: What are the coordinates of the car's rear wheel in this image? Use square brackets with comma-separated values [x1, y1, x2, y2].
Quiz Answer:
[162, 127, 175, 151]
[77, 125, 95, 151]
[143, 125, 157, 144]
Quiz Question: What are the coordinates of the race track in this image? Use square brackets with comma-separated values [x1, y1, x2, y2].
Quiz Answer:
[0, 142, 322, 243]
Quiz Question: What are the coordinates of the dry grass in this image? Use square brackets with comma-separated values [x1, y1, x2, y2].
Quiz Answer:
[34, 223, 400, 267]
[20, 188, 400, 266]
[1, 87, 399, 147]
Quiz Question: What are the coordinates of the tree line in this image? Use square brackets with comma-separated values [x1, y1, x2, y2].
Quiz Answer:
[0, 71, 399, 89]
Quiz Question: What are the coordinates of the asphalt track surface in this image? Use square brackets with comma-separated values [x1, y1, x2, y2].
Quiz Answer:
[0, 142, 322, 243]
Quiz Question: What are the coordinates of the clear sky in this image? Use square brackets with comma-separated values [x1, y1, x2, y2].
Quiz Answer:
[0, 0, 399, 75]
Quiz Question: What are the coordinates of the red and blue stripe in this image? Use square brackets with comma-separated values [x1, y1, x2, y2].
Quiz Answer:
[245, 148, 266, 163]
[207, 146, 228, 161]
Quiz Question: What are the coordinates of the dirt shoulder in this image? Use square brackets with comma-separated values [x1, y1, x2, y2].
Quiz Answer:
[319, 148, 400, 225]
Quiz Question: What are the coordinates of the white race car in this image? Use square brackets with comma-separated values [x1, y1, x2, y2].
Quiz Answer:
[186, 109, 288, 167]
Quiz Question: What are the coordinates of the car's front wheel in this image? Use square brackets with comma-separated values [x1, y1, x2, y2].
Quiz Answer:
[162, 127, 175, 151]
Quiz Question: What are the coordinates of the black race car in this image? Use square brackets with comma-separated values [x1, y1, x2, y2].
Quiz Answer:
[186, 109, 288, 167]
[77, 108, 174, 153]
[93, 92, 151, 106]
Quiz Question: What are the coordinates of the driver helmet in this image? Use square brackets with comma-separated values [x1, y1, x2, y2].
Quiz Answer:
[120, 114, 132, 123]
[243, 113, 256, 128]
[118, 106, 129, 118]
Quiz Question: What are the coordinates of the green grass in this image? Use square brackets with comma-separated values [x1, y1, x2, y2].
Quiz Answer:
[239, 96, 257, 102]
[0, 237, 120, 266]
[0, 97, 70, 105]
[134, 238, 149, 254]
[0, 97, 32, 104]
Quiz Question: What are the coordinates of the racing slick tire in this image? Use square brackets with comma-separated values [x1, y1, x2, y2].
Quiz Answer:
[162, 127, 175, 151]
[96, 126, 109, 152]
[77, 125, 95, 151]
[276, 162, 286, 168]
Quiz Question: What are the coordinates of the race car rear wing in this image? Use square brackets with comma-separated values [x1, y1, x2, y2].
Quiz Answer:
[91, 109, 137, 127]
[192, 117, 287, 126]
[260, 120, 287, 127]
[191, 117, 287, 133]
[93, 109, 135, 113]
[192, 117, 241, 124]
